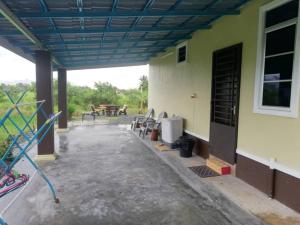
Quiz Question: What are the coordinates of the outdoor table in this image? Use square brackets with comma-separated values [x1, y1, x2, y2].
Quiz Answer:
[97, 105, 108, 116]
[98, 105, 120, 116]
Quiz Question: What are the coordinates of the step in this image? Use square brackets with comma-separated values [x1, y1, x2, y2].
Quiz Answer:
[206, 156, 231, 175]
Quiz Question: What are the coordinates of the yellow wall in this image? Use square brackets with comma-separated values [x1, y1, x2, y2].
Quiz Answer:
[149, 0, 300, 172]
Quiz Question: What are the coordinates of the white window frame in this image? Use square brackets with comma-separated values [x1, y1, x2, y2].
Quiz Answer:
[253, 0, 300, 118]
[176, 41, 188, 64]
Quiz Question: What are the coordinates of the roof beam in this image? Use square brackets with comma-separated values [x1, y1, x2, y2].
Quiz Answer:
[62, 56, 149, 64]
[205, 0, 250, 26]
[117, 0, 156, 60]
[50, 45, 169, 53]
[105, 0, 119, 28]
[58, 53, 149, 62]
[203, 0, 223, 10]
[65, 59, 147, 66]
[158, 0, 218, 44]
[67, 61, 147, 66]
[100, 0, 119, 60]
[0, 24, 210, 36]
[56, 48, 161, 57]
[169, 0, 184, 10]
[0, 1, 43, 48]
[62, 53, 150, 59]
[30, 36, 189, 47]
[0, 36, 34, 62]
[143, 0, 184, 55]
[76, 0, 86, 64]
[76, 0, 85, 30]
[38, 0, 68, 63]
[148, 0, 245, 58]
[0, 0, 61, 65]
[126, 0, 156, 32]
[53, 49, 160, 57]
[57, 53, 152, 59]
[66, 61, 147, 70]
[14, 9, 239, 18]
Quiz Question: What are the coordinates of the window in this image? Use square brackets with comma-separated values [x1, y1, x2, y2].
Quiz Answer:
[176, 42, 187, 64]
[254, 0, 300, 117]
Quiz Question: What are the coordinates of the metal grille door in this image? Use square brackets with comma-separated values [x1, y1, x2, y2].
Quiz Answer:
[209, 43, 242, 164]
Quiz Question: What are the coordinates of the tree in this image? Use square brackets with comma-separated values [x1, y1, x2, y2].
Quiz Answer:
[139, 75, 148, 91]
[0, 76, 149, 120]
[138, 75, 148, 112]
[94, 82, 118, 104]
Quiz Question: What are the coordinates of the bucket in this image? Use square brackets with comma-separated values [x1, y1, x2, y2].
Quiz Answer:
[151, 129, 159, 141]
[179, 138, 194, 158]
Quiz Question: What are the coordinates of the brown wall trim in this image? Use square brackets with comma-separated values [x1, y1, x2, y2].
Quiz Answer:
[274, 170, 300, 213]
[183, 132, 209, 159]
[236, 154, 273, 196]
[236, 154, 300, 213]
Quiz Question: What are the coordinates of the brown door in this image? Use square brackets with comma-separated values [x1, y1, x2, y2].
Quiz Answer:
[209, 43, 242, 164]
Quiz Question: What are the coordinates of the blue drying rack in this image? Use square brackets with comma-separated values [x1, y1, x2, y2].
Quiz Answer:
[0, 90, 61, 225]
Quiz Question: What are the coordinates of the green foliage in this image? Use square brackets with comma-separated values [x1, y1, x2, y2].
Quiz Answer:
[0, 76, 148, 116]
[67, 84, 94, 108]
[0, 83, 37, 159]
[118, 89, 140, 107]
[138, 75, 148, 112]
[68, 104, 76, 119]
[0, 87, 5, 102]
[54, 75, 149, 117]
[0, 75, 148, 157]
[94, 82, 118, 104]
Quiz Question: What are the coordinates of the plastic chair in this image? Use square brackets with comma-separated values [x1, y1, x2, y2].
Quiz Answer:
[131, 108, 154, 131]
[139, 112, 168, 138]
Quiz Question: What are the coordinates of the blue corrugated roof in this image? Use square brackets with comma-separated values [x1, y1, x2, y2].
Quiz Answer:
[0, 0, 251, 70]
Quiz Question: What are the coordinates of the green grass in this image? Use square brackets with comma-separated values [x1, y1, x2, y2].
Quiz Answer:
[0, 113, 36, 158]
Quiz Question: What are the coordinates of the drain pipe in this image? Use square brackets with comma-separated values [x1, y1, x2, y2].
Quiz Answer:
[268, 158, 276, 198]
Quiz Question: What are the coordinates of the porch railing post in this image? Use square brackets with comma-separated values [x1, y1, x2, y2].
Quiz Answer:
[58, 68, 68, 129]
[35, 50, 55, 159]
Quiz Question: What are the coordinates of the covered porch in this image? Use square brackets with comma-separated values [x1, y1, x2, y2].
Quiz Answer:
[1, 0, 300, 225]
[0, 124, 268, 225]
[1, 123, 299, 225]
[0, 0, 252, 160]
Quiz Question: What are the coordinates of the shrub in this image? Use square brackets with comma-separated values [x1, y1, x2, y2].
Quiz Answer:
[68, 104, 76, 120]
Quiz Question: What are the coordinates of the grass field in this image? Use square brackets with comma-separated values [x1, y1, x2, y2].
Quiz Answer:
[0, 111, 36, 158]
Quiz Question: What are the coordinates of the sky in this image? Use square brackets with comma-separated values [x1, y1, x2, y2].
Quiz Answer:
[0, 46, 148, 89]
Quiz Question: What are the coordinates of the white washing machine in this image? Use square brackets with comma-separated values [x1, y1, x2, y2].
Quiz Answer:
[161, 116, 183, 144]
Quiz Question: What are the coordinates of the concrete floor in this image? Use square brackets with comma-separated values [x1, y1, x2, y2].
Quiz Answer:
[136, 133, 300, 225]
[1, 124, 266, 225]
